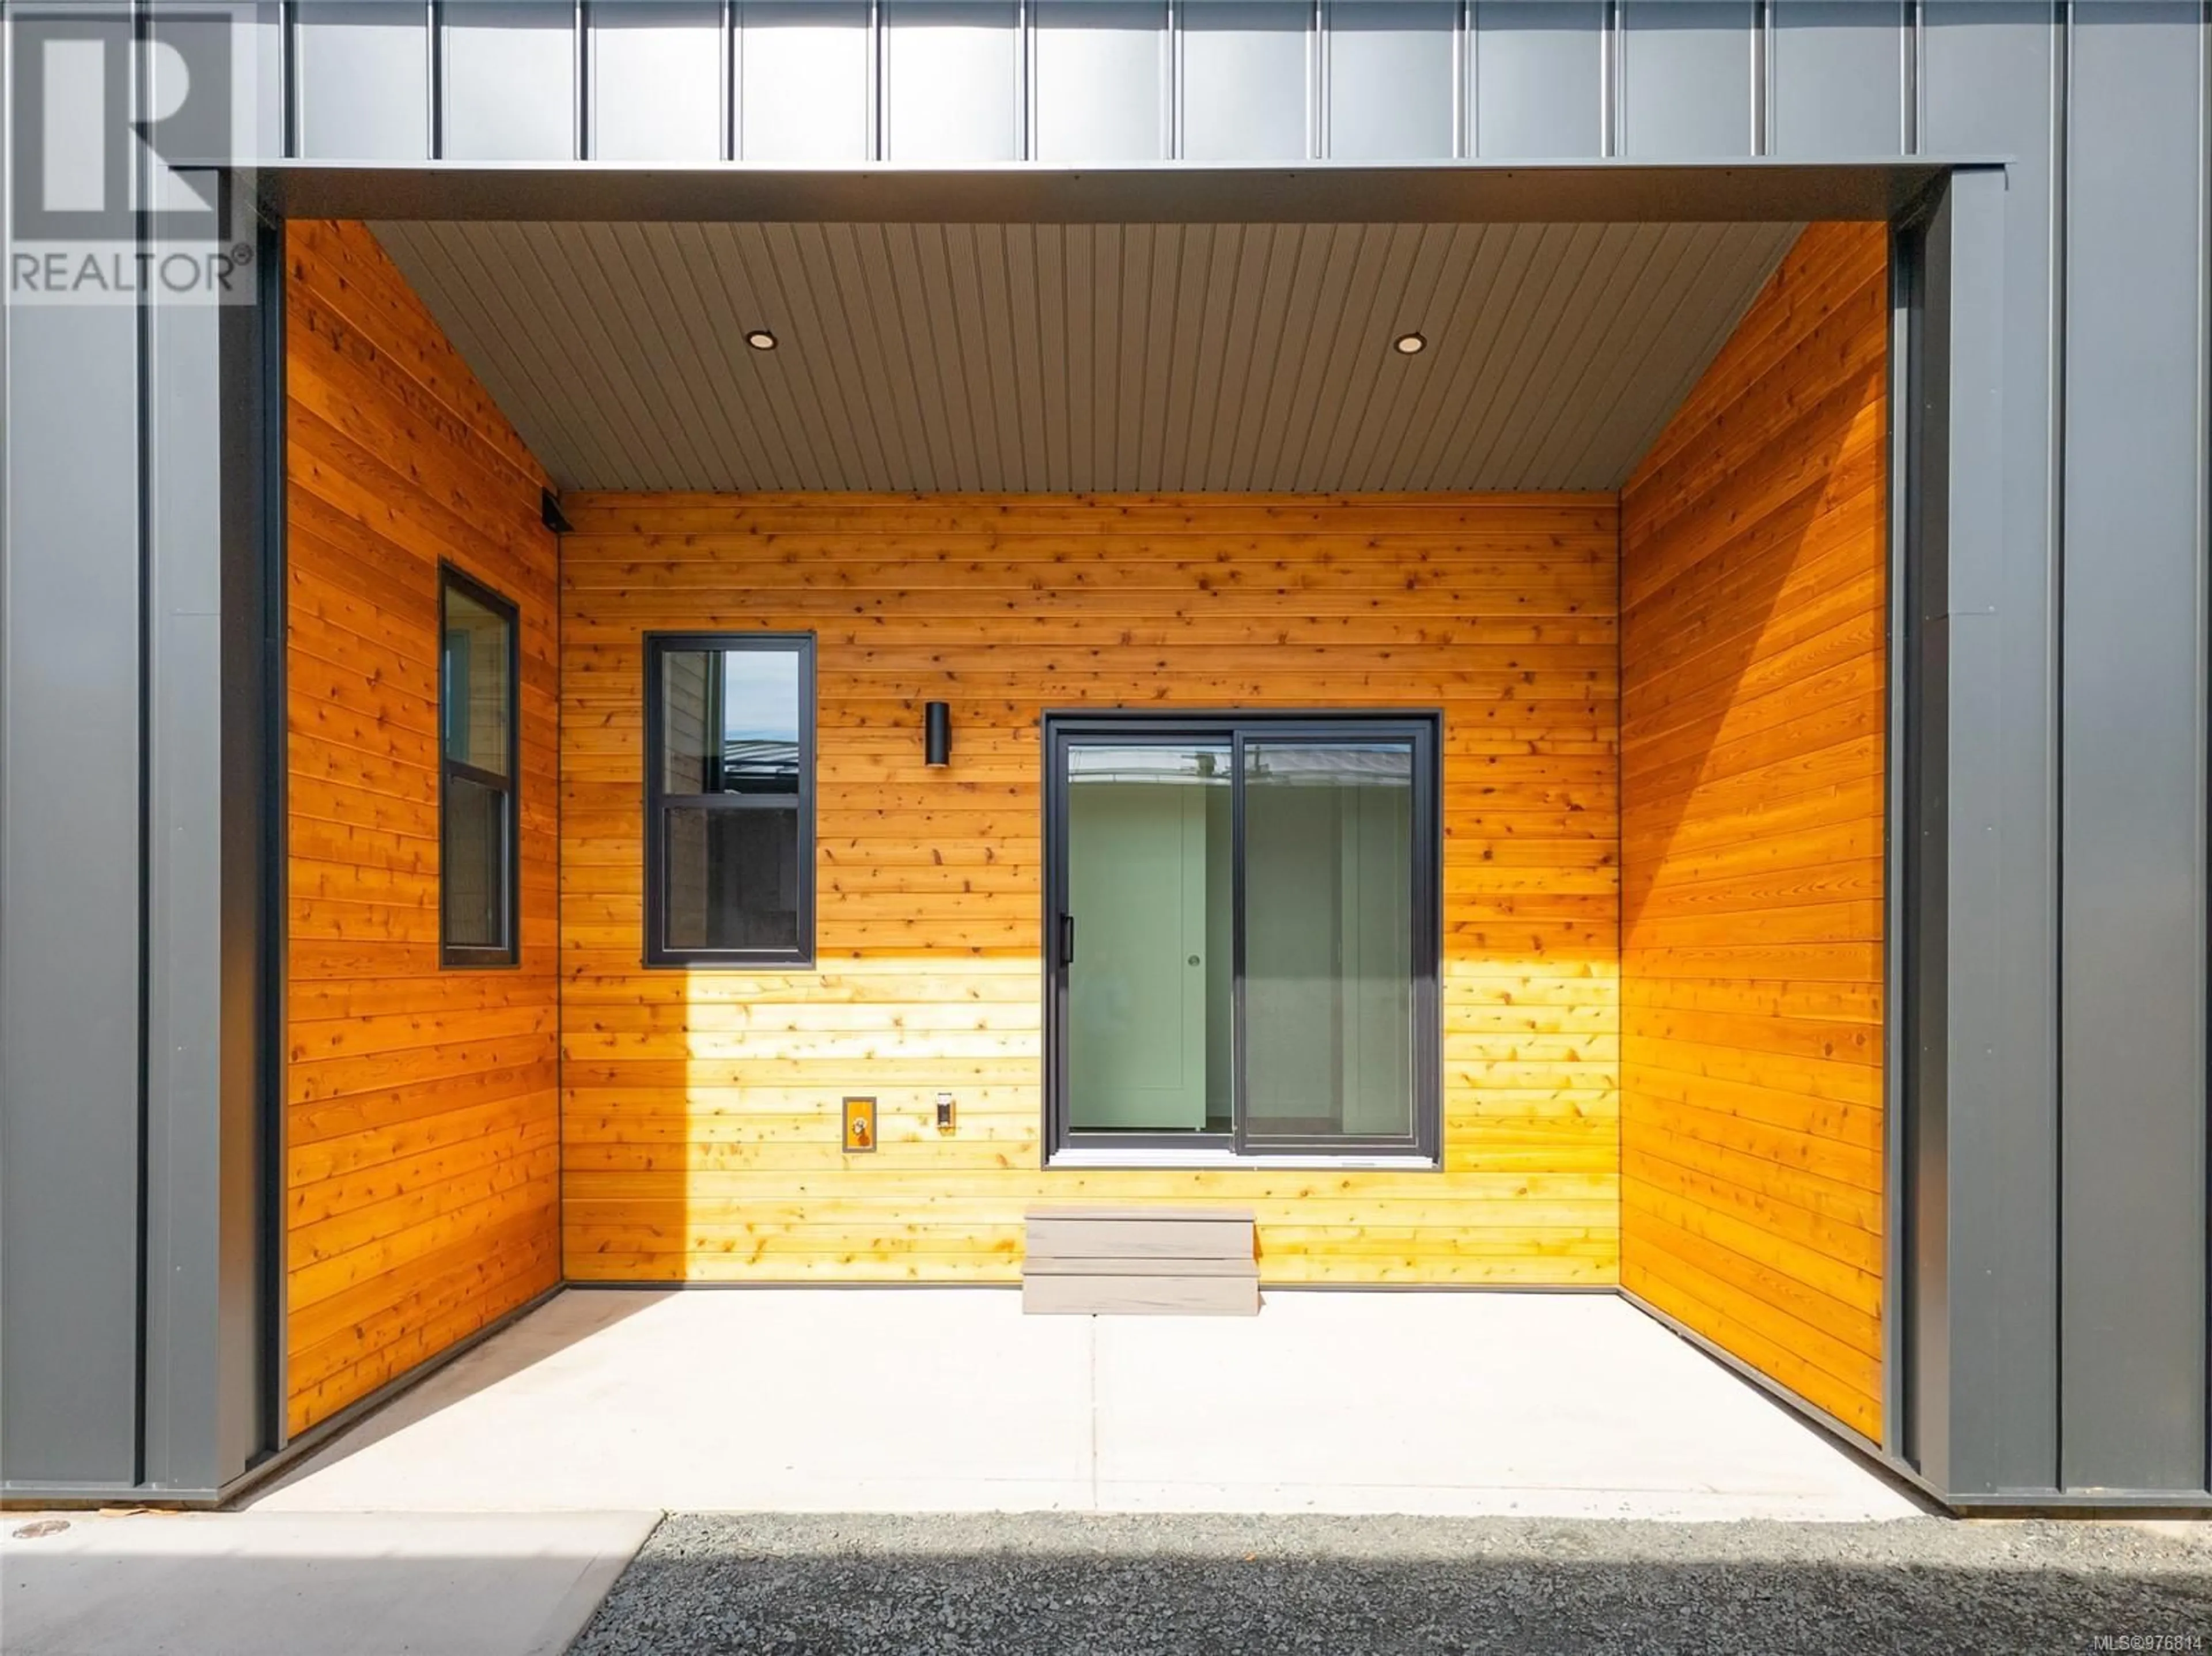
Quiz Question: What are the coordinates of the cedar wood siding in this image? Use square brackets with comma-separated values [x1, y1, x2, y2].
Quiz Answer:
[283, 221, 562, 1435]
[1618, 222, 1889, 1440]
[558, 492, 1622, 1285]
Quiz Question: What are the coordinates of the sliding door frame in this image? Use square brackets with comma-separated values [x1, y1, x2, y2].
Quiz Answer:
[1041, 710, 1442, 1168]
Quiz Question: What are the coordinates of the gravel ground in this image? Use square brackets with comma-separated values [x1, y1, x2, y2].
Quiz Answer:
[567, 1511, 2212, 1656]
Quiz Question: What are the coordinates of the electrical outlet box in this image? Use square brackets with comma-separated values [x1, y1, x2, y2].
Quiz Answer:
[842, 1096, 877, 1153]
[935, 1092, 956, 1131]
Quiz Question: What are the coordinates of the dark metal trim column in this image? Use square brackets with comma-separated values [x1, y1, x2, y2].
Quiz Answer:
[1899, 163, 2067, 1502]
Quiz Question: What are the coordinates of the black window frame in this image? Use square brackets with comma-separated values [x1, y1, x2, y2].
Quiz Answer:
[437, 562, 522, 969]
[642, 631, 817, 969]
[1043, 710, 1443, 1166]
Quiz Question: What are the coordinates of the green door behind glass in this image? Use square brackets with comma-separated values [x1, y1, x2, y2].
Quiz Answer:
[1066, 756, 1224, 1132]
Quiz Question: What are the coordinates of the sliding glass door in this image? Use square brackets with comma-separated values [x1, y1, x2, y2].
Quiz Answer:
[1046, 715, 1440, 1162]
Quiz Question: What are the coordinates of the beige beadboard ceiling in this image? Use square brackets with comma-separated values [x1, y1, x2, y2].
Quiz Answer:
[373, 218, 1801, 494]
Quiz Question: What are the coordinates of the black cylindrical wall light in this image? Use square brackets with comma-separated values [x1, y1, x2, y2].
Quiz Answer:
[924, 700, 952, 768]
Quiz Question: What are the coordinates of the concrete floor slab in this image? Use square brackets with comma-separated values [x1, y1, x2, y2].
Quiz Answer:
[248, 1288, 1919, 1521]
[0, 1510, 658, 1656]
[1092, 1292, 1901, 1518]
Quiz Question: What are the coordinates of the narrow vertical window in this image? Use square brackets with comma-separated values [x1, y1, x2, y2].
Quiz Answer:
[645, 634, 816, 967]
[439, 566, 520, 967]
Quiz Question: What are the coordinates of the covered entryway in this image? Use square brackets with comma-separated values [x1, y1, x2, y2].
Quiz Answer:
[271, 180, 1896, 1499]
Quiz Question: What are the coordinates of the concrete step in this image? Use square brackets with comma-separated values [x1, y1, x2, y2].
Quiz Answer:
[1022, 1207, 1258, 1315]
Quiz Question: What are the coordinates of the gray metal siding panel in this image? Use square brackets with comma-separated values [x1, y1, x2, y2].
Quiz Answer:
[294, 1, 430, 161]
[1916, 0, 2063, 1498]
[1179, 1, 1311, 161]
[2057, 0, 2209, 1495]
[241, 1, 287, 159]
[883, 1, 1020, 162]
[1324, 1, 1458, 161]
[1768, 0, 1906, 159]
[441, 1, 577, 161]
[1033, 2, 1168, 163]
[1618, 0, 1753, 159]
[737, 1, 872, 161]
[141, 291, 228, 1491]
[0, 304, 145, 1487]
[1471, 0, 1602, 158]
[590, 1, 725, 162]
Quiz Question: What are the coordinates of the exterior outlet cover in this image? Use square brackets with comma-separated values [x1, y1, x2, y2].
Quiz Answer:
[843, 1096, 877, 1154]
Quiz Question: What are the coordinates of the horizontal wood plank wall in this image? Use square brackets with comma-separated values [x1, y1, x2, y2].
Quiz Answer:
[1617, 222, 1888, 1439]
[285, 221, 561, 1435]
[561, 493, 1619, 1285]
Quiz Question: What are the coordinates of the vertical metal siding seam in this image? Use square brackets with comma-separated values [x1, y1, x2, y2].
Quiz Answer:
[281, 0, 300, 158]
[428, 0, 442, 160]
[1601, 0, 1618, 158]
[1903, 0, 1920, 157]
[1454, 0, 1469, 158]
[869, 0, 883, 161]
[1461, 0, 1476, 160]
[1166, 0, 1182, 161]
[1311, 0, 1325, 160]
[2050, 0, 2071, 1489]
[1752, 0, 1770, 158]
[723, 0, 736, 161]
[132, 0, 154, 1488]
[574, 0, 588, 160]
[2199, 0, 2212, 1498]
[1020, 0, 1035, 162]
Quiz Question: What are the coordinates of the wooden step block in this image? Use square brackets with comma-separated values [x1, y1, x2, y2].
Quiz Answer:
[1025, 1208, 1256, 1263]
[1021, 1207, 1259, 1316]
[1022, 1272, 1260, 1317]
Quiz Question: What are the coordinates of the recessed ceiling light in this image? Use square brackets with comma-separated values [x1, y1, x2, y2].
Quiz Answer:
[744, 328, 778, 351]
[1392, 331, 1427, 355]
